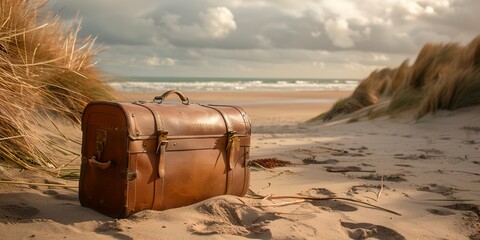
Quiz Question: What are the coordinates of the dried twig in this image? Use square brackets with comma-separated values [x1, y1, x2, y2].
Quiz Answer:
[249, 160, 272, 171]
[376, 173, 384, 202]
[260, 199, 307, 207]
[247, 194, 401, 216]
[316, 146, 345, 153]
[249, 160, 295, 177]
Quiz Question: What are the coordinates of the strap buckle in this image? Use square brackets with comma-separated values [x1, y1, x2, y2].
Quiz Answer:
[95, 129, 107, 160]
[156, 131, 169, 153]
[226, 131, 239, 151]
[226, 131, 240, 170]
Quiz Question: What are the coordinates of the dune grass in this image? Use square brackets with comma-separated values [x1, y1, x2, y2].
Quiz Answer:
[314, 35, 480, 121]
[0, 0, 114, 170]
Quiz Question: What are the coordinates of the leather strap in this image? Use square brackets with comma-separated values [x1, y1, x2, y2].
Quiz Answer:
[126, 154, 137, 216]
[200, 105, 235, 165]
[132, 102, 168, 210]
[153, 138, 167, 210]
[201, 105, 236, 195]
[224, 105, 251, 196]
[120, 104, 138, 217]
[213, 107, 234, 132]
[133, 103, 165, 135]
[226, 133, 240, 170]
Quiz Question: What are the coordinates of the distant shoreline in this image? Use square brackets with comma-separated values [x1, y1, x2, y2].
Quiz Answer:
[108, 77, 360, 93]
[117, 90, 352, 125]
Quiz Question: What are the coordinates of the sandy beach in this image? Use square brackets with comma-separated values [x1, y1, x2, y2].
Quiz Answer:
[0, 90, 479, 239]
[117, 91, 352, 125]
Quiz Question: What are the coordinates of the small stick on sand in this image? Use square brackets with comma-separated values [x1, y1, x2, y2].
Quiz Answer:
[260, 199, 307, 207]
[376, 173, 384, 202]
[248, 194, 402, 216]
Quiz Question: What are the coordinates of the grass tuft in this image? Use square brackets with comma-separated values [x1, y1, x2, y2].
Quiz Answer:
[313, 35, 480, 122]
[0, 0, 114, 171]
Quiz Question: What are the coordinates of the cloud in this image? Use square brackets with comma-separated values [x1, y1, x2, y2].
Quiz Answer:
[45, 0, 480, 78]
[200, 7, 237, 38]
[145, 56, 177, 66]
[372, 53, 389, 61]
[47, 0, 158, 46]
[324, 18, 358, 48]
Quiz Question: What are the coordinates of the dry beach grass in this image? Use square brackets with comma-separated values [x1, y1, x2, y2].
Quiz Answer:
[0, 0, 113, 170]
[314, 37, 480, 121]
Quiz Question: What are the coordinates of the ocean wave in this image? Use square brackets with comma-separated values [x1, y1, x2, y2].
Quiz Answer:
[108, 79, 359, 92]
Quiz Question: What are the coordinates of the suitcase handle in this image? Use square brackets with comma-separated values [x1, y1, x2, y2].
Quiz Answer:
[88, 156, 112, 170]
[153, 90, 190, 105]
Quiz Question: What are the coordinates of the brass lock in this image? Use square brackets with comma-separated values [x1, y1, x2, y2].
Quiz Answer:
[95, 129, 107, 159]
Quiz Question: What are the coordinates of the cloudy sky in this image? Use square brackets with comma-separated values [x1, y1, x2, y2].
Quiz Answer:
[47, 0, 479, 79]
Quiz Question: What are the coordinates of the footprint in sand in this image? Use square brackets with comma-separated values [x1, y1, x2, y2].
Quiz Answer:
[394, 164, 413, 168]
[1, 204, 40, 220]
[394, 153, 429, 160]
[347, 184, 387, 197]
[302, 158, 339, 165]
[96, 219, 137, 232]
[394, 148, 444, 160]
[462, 126, 480, 133]
[299, 188, 336, 197]
[43, 190, 78, 201]
[331, 151, 366, 157]
[189, 197, 278, 237]
[358, 173, 407, 182]
[296, 187, 357, 212]
[426, 208, 455, 216]
[417, 148, 444, 155]
[325, 166, 375, 173]
[442, 203, 480, 237]
[340, 221, 406, 240]
[417, 184, 457, 196]
[360, 163, 375, 167]
[43, 189, 59, 195]
[310, 200, 358, 212]
[462, 140, 477, 144]
[442, 203, 480, 217]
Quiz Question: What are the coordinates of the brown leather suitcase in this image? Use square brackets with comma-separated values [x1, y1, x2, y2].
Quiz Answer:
[79, 90, 251, 218]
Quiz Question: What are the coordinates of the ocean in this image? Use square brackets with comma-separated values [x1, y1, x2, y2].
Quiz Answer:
[108, 77, 360, 92]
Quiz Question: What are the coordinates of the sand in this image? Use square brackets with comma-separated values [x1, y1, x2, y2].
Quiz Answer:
[0, 90, 479, 239]
[116, 91, 352, 125]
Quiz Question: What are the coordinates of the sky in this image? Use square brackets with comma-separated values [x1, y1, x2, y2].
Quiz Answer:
[46, 0, 479, 79]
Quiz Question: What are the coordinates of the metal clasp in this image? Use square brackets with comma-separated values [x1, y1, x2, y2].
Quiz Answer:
[95, 129, 107, 159]
[226, 131, 240, 152]
[156, 130, 169, 153]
